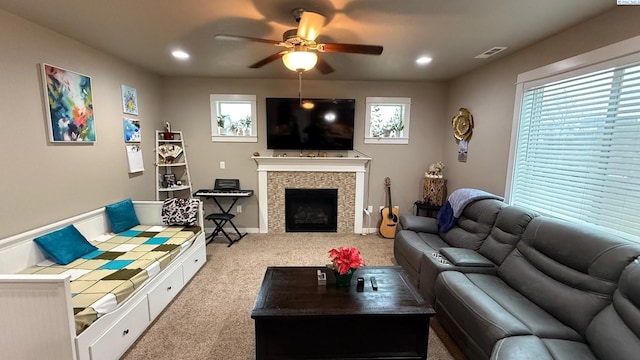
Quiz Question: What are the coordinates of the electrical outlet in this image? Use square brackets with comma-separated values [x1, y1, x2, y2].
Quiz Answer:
[219, 161, 225, 169]
[379, 206, 384, 211]
[394, 205, 399, 211]
[367, 205, 373, 213]
[236, 205, 242, 213]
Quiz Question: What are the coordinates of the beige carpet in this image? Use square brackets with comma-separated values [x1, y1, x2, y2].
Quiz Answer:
[122, 233, 465, 360]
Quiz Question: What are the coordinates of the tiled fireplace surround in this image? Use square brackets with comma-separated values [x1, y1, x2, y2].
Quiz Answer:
[253, 156, 370, 233]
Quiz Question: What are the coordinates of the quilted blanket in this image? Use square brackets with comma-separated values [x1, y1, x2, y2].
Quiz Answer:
[20, 224, 201, 334]
[437, 188, 504, 233]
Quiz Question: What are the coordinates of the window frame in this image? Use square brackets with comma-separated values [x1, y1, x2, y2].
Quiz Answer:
[364, 97, 411, 145]
[210, 94, 257, 143]
[506, 35, 640, 242]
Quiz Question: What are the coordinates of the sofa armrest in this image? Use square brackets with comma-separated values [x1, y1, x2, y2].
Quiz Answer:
[399, 215, 438, 233]
[440, 247, 495, 267]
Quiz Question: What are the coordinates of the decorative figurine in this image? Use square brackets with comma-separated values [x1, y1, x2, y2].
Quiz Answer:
[163, 122, 174, 140]
[425, 161, 445, 178]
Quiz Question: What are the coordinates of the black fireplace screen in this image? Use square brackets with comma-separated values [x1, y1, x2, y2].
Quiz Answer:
[285, 188, 338, 232]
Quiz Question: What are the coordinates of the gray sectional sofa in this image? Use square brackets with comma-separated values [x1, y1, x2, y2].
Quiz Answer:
[394, 198, 640, 360]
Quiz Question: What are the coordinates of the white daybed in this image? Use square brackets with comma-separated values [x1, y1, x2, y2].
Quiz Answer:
[0, 200, 207, 360]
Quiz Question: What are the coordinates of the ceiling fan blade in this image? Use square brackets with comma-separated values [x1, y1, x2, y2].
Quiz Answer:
[249, 51, 287, 69]
[315, 57, 334, 74]
[214, 34, 280, 45]
[320, 43, 383, 55]
[297, 11, 325, 41]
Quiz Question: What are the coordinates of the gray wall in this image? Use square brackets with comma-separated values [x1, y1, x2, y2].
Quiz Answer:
[160, 77, 447, 229]
[444, 6, 640, 196]
[2, 6, 640, 238]
[0, 9, 162, 239]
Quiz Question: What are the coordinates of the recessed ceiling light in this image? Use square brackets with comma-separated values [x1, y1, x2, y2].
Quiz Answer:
[416, 56, 432, 65]
[171, 50, 190, 60]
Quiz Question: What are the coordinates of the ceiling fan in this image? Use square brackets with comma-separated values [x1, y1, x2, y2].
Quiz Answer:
[214, 8, 384, 74]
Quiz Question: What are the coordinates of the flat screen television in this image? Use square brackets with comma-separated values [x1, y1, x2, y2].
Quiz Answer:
[266, 98, 355, 150]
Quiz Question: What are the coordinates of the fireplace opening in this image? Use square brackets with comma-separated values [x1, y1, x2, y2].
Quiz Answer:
[285, 188, 338, 232]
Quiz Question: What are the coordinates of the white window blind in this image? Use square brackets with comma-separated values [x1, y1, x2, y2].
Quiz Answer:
[511, 61, 640, 241]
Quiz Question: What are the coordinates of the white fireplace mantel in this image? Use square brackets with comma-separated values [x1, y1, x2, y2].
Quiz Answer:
[252, 155, 371, 233]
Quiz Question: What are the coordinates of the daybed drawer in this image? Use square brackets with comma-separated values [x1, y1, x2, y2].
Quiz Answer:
[148, 264, 185, 320]
[182, 240, 206, 282]
[89, 297, 149, 360]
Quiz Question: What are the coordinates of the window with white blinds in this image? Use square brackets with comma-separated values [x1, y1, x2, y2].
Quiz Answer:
[510, 61, 640, 242]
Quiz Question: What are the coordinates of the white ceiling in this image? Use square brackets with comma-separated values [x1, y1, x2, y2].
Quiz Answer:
[0, 0, 615, 81]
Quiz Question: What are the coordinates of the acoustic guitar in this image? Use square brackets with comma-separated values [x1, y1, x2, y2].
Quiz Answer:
[379, 177, 399, 238]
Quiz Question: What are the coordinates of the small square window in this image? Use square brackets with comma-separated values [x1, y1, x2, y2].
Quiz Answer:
[364, 97, 411, 144]
[210, 94, 257, 142]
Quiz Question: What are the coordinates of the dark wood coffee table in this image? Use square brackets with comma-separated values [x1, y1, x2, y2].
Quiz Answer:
[251, 266, 435, 360]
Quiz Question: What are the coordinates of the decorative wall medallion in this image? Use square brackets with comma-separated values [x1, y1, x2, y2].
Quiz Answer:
[452, 108, 474, 141]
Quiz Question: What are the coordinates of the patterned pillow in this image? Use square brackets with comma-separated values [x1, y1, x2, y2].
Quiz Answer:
[162, 198, 198, 226]
[34, 225, 97, 265]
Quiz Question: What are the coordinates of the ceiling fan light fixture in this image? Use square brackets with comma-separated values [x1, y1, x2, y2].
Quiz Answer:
[282, 51, 318, 72]
[297, 11, 325, 41]
[301, 100, 315, 110]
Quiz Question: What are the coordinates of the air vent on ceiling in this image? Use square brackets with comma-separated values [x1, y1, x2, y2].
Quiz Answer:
[475, 46, 508, 59]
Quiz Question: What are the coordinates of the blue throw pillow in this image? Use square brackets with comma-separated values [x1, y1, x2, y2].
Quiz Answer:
[34, 225, 97, 265]
[105, 198, 140, 233]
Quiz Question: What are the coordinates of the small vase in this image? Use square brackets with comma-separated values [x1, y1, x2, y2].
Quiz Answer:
[334, 268, 355, 287]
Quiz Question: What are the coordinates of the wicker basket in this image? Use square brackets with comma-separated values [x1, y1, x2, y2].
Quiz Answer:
[423, 178, 447, 206]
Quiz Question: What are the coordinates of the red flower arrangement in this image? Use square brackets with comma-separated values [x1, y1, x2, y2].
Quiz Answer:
[329, 246, 365, 275]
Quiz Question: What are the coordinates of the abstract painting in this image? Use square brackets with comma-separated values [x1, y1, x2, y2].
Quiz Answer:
[122, 85, 138, 115]
[42, 64, 96, 142]
[123, 118, 141, 142]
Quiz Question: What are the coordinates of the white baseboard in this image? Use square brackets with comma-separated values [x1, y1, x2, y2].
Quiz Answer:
[204, 227, 382, 236]
[361, 227, 379, 235]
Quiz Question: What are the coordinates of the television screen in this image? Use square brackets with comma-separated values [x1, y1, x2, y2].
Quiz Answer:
[266, 98, 355, 150]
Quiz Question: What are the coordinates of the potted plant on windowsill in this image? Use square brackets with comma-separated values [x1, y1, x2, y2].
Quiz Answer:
[217, 115, 227, 135]
[236, 116, 252, 136]
[391, 120, 404, 137]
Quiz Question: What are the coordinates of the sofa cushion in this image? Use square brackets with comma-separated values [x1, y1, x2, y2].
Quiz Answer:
[586, 259, 640, 360]
[478, 205, 537, 265]
[105, 198, 140, 233]
[498, 217, 640, 336]
[435, 271, 583, 358]
[440, 199, 505, 250]
[419, 251, 496, 306]
[491, 336, 596, 360]
[34, 225, 98, 265]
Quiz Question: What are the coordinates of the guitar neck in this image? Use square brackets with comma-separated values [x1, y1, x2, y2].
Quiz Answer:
[386, 185, 394, 218]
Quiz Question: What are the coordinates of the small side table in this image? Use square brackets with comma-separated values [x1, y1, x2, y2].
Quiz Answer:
[414, 201, 441, 218]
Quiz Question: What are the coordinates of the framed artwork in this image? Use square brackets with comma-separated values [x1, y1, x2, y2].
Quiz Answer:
[123, 118, 141, 143]
[122, 85, 138, 115]
[162, 173, 176, 188]
[41, 63, 96, 142]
